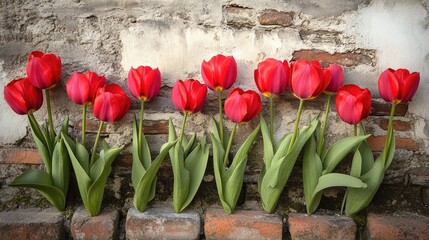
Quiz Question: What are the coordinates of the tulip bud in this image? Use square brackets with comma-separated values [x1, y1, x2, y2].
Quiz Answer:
[127, 66, 161, 101]
[378, 68, 420, 104]
[4, 78, 43, 115]
[336, 84, 372, 125]
[224, 88, 262, 123]
[201, 54, 237, 91]
[66, 71, 106, 105]
[26, 51, 62, 89]
[171, 79, 207, 113]
[254, 58, 290, 97]
[324, 64, 344, 94]
[93, 84, 131, 122]
[290, 60, 327, 100]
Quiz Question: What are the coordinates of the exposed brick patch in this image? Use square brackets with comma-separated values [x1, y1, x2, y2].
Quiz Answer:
[126, 207, 201, 240]
[300, 30, 341, 44]
[259, 9, 294, 27]
[407, 167, 429, 186]
[367, 136, 419, 152]
[288, 213, 356, 240]
[373, 118, 412, 131]
[76, 119, 107, 133]
[223, 5, 255, 28]
[422, 187, 429, 205]
[366, 212, 429, 240]
[0, 208, 64, 240]
[204, 208, 282, 240]
[144, 120, 169, 134]
[71, 207, 119, 240]
[0, 148, 41, 165]
[370, 100, 408, 116]
[292, 49, 374, 67]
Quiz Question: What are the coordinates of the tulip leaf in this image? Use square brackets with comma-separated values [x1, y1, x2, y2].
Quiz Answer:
[51, 138, 70, 194]
[345, 156, 385, 216]
[313, 173, 367, 198]
[350, 148, 362, 177]
[210, 133, 226, 205]
[168, 118, 177, 142]
[224, 154, 247, 211]
[322, 134, 371, 174]
[260, 116, 274, 169]
[358, 140, 374, 175]
[134, 141, 176, 212]
[28, 115, 51, 174]
[184, 133, 196, 156]
[171, 142, 190, 212]
[76, 143, 90, 174]
[302, 134, 323, 214]
[131, 116, 152, 188]
[10, 169, 66, 211]
[180, 139, 209, 212]
[384, 127, 396, 170]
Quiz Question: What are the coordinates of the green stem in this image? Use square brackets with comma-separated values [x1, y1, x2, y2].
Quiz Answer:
[317, 94, 331, 155]
[288, 99, 305, 153]
[354, 124, 358, 136]
[90, 121, 104, 168]
[28, 113, 45, 145]
[218, 90, 224, 144]
[383, 103, 396, 162]
[138, 100, 145, 159]
[82, 104, 87, 145]
[179, 112, 188, 144]
[223, 123, 237, 167]
[45, 89, 56, 138]
[269, 95, 274, 142]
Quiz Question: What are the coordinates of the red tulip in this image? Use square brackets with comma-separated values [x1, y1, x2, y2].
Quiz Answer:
[4, 77, 43, 115]
[290, 60, 328, 100]
[336, 84, 372, 125]
[26, 51, 62, 89]
[93, 84, 131, 122]
[127, 66, 161, 101]
[378, 68, 420, 104]
[254, 58, 290, 97]
[171, 79, 207, 113]
[324, 64, 344, 94]
[201, 54, 237, 91]
[224, 88, 262, 123]
[66, 71, 106, 105]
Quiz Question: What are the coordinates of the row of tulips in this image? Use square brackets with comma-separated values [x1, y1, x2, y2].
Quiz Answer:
[4, 51, 419, 217]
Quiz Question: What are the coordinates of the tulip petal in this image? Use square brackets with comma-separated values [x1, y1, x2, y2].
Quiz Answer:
[378, 69, 399, 102]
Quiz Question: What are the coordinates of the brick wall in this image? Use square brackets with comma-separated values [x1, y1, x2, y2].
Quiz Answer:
[0, 0, 428, 219]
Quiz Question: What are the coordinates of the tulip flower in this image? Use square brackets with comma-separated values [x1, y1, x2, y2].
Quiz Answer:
[128, 66, 161, 101]
[66, 71, 106, 144]
[4, 77, 43, 115]
[201, 54, 237, 144]
[26, 51, 62, 138]
[290, 60, 328, 100]
[254, 58, 290, 141]
[224, 88, 261, 124]
[378, 68, 420, 104]
[171, 79, 207, 114]
[26, 51, 62, 90]
[169, 79, 209, 213]
[336, 84, 371, 130]
[92, 84, 131, 123]
[317, 64, 344, 155]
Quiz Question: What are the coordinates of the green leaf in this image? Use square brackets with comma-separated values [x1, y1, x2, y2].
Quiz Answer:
[168, 118, 177, 142]
[345, 157, 385, 216]
[313, 173, 367, 197]
[134, 141, 176, 212]
[76, 143, 90, 174]
[210, 133, 226, 199]
[171, 142, 190, 213]
[358, 140, 374, 175]
[10, 169, 66, 211]
[179, 139, 209, 212]
[184, 134, 196, 156]
[260, 118, 318, 213]
[260, 116, 274, 169]
[51, 138, 70, 195]
[384, 127, 396, 170]
[302, 134, 323, 214]
[322, 134, 371, 174]
[132, 117, 145, 188]
[350, 148, 362, 177]
[28, 115, 51, 174]
[86, 145, 123, 216]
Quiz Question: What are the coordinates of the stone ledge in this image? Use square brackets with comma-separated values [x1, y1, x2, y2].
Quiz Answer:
[0, 208, 64, 240]
[288, 213, 356, 240]
[70, 207, 120, 240]
[204, 208, 283, 240]
[126, 207, 201, 240]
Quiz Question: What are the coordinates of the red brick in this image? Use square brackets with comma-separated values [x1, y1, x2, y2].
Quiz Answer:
[126, 207, 201, 240]
[407, 167, 429, 186]
[143, 120, 169, 134]
[370, 100, 408, 116]
[0, 208, 64, 240]
[421, 187, 429, 205]
[373, 118, 412, 131]
[204, 208, 282, 240]
[292, 49, 373, 67]
[71, 207, 119, 240]
[367, 212, 429, 240]
[0, 148, 41, 165]
[223, 5, 255, 28]
[259, 9, 294, 26]
[288, 213, 356, 240]
[76, 119, 107, 133]
[367, 136, 419, 152]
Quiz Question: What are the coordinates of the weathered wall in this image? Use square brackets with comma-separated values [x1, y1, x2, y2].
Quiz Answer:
[1, 0, 429, 214]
